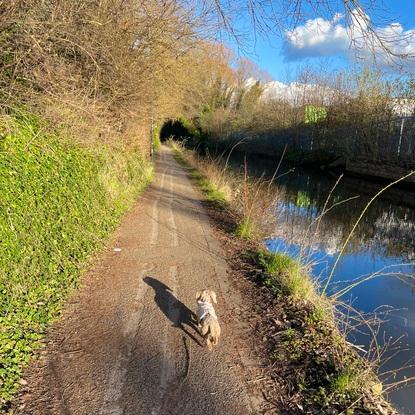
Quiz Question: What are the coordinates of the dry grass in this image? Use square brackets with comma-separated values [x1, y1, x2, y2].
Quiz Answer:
[171, 140, 279, 239]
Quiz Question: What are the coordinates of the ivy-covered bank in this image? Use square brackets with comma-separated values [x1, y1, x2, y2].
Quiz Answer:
[0, 114, 152, 408]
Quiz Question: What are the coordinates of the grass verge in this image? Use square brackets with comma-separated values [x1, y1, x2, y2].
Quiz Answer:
[234, 218, 256, 239]
[256, 250, 317, 301]
[173, 145, 228, 206]
[0, 113, 153, 409]
[152, 124, 161, 152]
[171, 141, 395, 414]
[171, 140, 275, 240]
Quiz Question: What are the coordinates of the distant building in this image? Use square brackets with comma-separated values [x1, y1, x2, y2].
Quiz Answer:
[389, 98, 415, 118]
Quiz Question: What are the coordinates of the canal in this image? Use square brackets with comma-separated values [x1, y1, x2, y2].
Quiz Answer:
[229, 154, 415, 414]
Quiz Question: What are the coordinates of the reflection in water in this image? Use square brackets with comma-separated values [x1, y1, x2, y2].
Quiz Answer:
[274, 169, 415, 261]
[229, 154, 415, 414]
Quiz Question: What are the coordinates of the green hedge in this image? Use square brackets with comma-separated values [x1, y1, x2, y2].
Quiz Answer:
[0, 114, 152, 406]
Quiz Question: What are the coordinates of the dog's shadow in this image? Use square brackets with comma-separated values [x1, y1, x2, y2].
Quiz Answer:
[144, 276, 202, 346]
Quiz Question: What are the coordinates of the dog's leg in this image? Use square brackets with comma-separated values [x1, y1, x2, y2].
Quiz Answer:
[200, 323, 209, 337]
[206, 336, 213, 351]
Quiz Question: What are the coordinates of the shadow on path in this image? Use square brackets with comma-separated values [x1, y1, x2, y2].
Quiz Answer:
[144, 276, 202, 346]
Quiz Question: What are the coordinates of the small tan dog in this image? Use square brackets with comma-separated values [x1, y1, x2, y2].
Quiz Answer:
[196, 289, 221, 350]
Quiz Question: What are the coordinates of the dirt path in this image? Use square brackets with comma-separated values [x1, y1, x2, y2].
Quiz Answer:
[16, 146, 264, 415]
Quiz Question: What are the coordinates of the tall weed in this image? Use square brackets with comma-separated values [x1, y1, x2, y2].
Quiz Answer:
[171, 141, 279, 239]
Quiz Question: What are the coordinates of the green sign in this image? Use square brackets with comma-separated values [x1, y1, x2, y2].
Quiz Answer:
[305, 105, 327, 123]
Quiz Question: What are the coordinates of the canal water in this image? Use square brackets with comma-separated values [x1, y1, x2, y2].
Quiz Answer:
[230, 154, 415, 414]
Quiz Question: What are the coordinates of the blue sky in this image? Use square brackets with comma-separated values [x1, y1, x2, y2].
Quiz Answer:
[226, 1, 415, 81]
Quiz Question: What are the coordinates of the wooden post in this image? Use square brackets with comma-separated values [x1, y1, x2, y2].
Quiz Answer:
[397, 117, 404, 158]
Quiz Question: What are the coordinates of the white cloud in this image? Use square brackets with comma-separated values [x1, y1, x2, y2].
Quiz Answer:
[283, 9, 415, 65]
[284, 15, 349, 60]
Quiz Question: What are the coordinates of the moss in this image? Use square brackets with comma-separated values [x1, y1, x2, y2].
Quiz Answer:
[331, 370, 359, 394]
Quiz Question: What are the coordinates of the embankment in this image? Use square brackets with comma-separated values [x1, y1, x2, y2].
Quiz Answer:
[0, 113, 152, 409]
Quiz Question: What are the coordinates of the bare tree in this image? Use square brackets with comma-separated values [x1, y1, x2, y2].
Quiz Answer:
[193, 0, 415, 63]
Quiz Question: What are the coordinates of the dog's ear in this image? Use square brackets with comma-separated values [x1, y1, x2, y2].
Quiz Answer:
[210, 290, 217, 304]
[195, 290, 201, 301]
